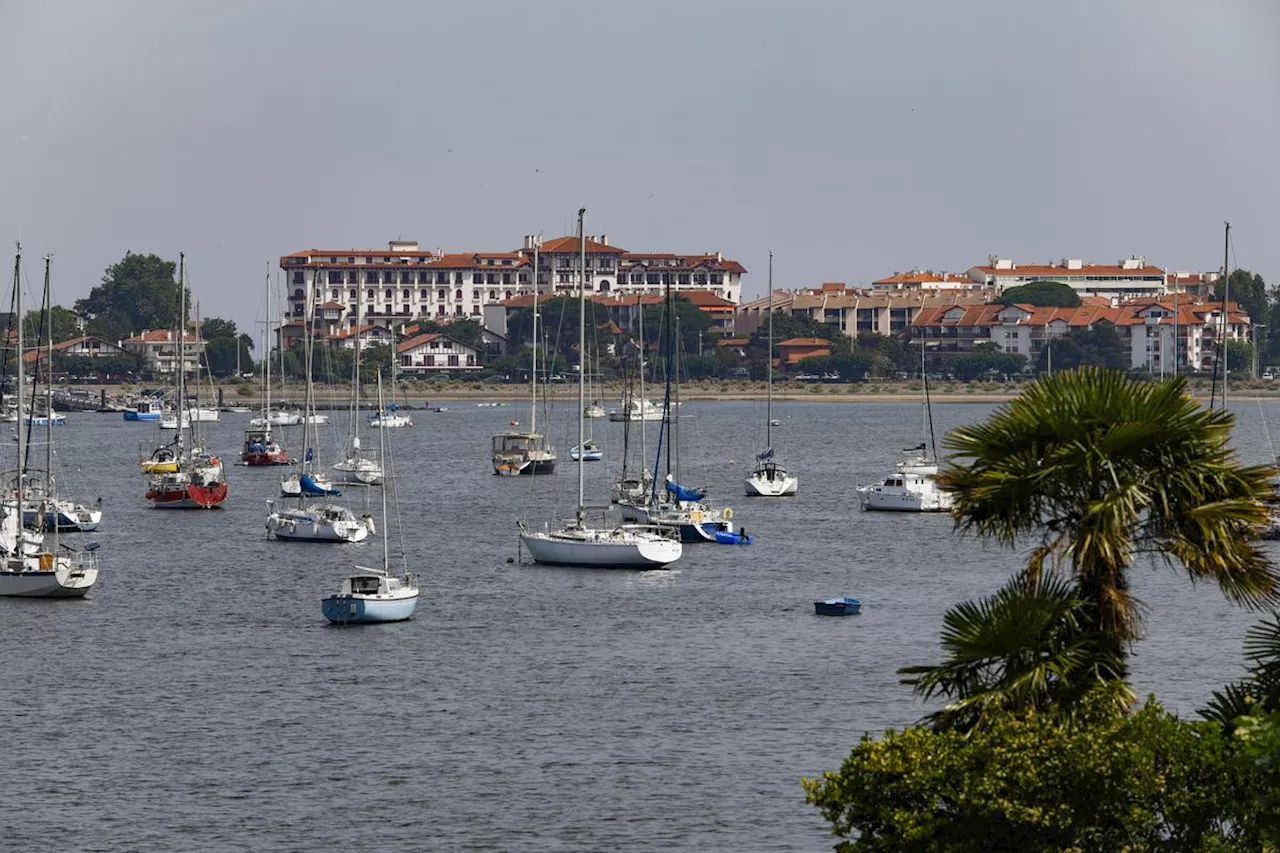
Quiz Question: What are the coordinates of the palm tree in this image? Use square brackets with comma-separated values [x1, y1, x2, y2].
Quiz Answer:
[900, 573, 1129, 731]
[1202, 614, 1280, 725]
[940, 367, 1277, 679]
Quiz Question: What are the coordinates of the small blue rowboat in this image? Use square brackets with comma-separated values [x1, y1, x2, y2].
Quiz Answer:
[713, 528, 753, 545]
[814, 597, 862, 616]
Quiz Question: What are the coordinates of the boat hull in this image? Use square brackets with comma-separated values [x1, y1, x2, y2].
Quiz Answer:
[242, 451, 292, 466]
[520, 530, 681, 567]
[0, 562, 99, 598]
[146, 482, 228, 509]
[332, 460, 384, 485]
[494, 458, 557, 477]
[267, 510, 371, 542]
[743, 471, 798, 497]
[123, 410, 161, 422]
[322, 591, 419, 624]
[23, 508, 102, 533]
[815, 598, 862, 616]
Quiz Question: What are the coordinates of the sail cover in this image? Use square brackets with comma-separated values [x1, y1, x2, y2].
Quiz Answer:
[300, 474, 341, 497]
[664, 475, 705, 502]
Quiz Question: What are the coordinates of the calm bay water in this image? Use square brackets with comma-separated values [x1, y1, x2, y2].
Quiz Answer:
[4, 397, 1278, 851]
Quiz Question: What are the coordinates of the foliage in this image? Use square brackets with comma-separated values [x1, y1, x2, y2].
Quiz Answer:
[998, 281, 1082, 308]
[74, 252, 185, 340]
[789, 351, 874, 382]
[201, 317, 238, 342]
[1233, 706, 1280, 845]
[56, 353, 142, 378]
[204, 337, 256, 377]
[1214, 269, 1268, 339]
[358, 343, 393, 385]
[407, 317, 485, 352]
[507, 297, 620, 367]
[1203, 615, 1280, 725]
[803, 696, 1265, 853]
[749, 310, 846, 348]
[900, 573, 1128, 732]
[1038, 320, 1129, 372]
[1224, 339, 1254, 373]
[639, 295, 715, 357]
[948, 350, 1026, 381]
[23, 306, 80, 343]
[940, 368, 1277, 676]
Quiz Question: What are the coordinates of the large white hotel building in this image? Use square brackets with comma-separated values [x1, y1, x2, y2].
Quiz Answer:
[279, 234, 746, 334]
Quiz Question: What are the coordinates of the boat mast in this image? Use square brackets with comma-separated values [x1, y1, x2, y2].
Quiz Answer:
[1221, 221, 1231, 409]
[176, 253, 186, 459]
[576, 208, 586, 523]
[262, 267, 272, 423]
[377, 371, 389, 575]
[299, 268, 315, 504]
[13, 245, 24, 516]
[531, 237, 539, 435]
[766, 251, 773, 451]
[637, 294, 647, 469]
[42, 256, 56, 554]
[352, 276, 362, 447]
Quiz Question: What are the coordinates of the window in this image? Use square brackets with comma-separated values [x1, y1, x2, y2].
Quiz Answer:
[455, 289, 463, 300]
[292, 271, 305, 284]
[486, 273, 496, 284]
[419, 289, 428, 299]
[366, 288, 375, 300]
[367, 271, 381, 284]
[328, 270, 343, 284]
[348, 288, 356, 299]
[401, 272, 413, 284]
[437, 305, 445, 316]
[401, 288, 409, 300]
[471, 306, 480, 316]
[417, 271, 431, 284]
[710, 274, 723, 285]
[448, 354, 460, 366]
[617, 274, 627, 285]
[488, 290, 497, 300]
[437, 289, 446, 301]
[678, 274, 691, 285]
[384, 288, 393, 300]
[454, 273, 463, 285]
[517, 273, 528, 284]
[505, 291, 513, 299]
[501, 273, 511, 284]
[454, 306, 463, 316]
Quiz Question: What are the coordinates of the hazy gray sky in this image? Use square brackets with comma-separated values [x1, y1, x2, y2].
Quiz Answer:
[2, 0, 1277, 335]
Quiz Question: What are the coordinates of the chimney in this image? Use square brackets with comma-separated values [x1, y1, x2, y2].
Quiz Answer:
[600, 233, 608, 245]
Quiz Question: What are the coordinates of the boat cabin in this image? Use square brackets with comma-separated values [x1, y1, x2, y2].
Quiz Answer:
[350, 575, 383, 595]
[492, 432, 544, 454]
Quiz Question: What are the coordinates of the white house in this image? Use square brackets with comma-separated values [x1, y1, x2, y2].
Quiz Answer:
[121, 329, 206, 375]
[397, 333, 481, 374]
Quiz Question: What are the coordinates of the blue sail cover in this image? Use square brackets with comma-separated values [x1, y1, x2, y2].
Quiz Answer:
[756, 447, 774, 461]
[300, 474, 341, 497]
[664, 476, 705, 502]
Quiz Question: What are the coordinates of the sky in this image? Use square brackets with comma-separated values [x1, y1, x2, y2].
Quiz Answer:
[2, 0, 1278, 336]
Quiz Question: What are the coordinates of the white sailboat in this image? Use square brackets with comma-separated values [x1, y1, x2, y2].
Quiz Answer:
[857, 341, 954, 513]
[744, 252, 798, 497]
[322, 372, 419, 624]
[332, 292, 384, 485]
[519, 209, 682, 569]
[267, 284, 371, 542]
[0, 248, 100, 598]
[493, 235, 556, 476]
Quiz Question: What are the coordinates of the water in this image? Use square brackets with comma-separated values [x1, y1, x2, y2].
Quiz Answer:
[4, 398, 1277, 851]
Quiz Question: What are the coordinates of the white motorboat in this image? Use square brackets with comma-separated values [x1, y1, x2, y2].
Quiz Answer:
[266, 500, 373, 542]
[519, 209, 682, 569]
[369, 409, 412, 428]
[607, 398, 664, 422]
[250, 408, 302, 428]
[584, 402, 607, 419]
[744, 254, 798, 498]
[323, 374, 418, 623]
[159, 407, 219, 429]
[857, 471, 954, 512]
[569, 440, 603, 462]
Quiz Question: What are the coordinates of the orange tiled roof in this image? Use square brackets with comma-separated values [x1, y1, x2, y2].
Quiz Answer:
[972, 263, 1167, 277]
[123, 330, 203, 344]
[776, 337, 831, 348]
[397, 333, 443, 353]
[538, 236, 626, 254]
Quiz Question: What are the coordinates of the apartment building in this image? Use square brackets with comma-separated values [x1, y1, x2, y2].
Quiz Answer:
[279, 235, 746, 337]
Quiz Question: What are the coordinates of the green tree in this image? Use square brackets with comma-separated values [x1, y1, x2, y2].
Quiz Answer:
[948, 350, 1026, 381]
[358, 343, 393, 385]
[997, 281, 1082, 307]
[23, 306, 80, 343]
[803, 696, 1264, 852]
[1225, 339, 1254, 374]
[204, 337, 256, 378]
[940, 368, 1277, 686]
[1214, 269, 1268, 335]
[201, 317, 238, 341]
[899, 573, 1126, 732]
[75, 252, 186, 340]
[1037, 320, 1128, 372]
[790, 351, 875, 381]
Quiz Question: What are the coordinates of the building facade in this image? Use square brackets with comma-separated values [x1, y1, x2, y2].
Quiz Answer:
[397, 333, 481, 374]
[280, 235, 746, 338]
[121, 330, 207, 375]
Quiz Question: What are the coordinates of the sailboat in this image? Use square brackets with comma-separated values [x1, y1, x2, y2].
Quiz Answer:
[492, 236, 556, 476]
[744, 252, 798, 497]
[242, 271, 292, 466]
[0, 247, 100, 598]
[619, 278, 745, 544]
[856, 340, 953, 512]
[322, 372, 419, 624]
[331, 291, 384, 485]
[20, 259, 102, 532]
[160, 306, 218, 428]
[266, 285, 372, 543]
[145, 254, 228, 509]
[518, 208, 682, 568]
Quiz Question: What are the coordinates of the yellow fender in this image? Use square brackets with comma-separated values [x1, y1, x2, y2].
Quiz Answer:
[723, 507, 733, 521]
